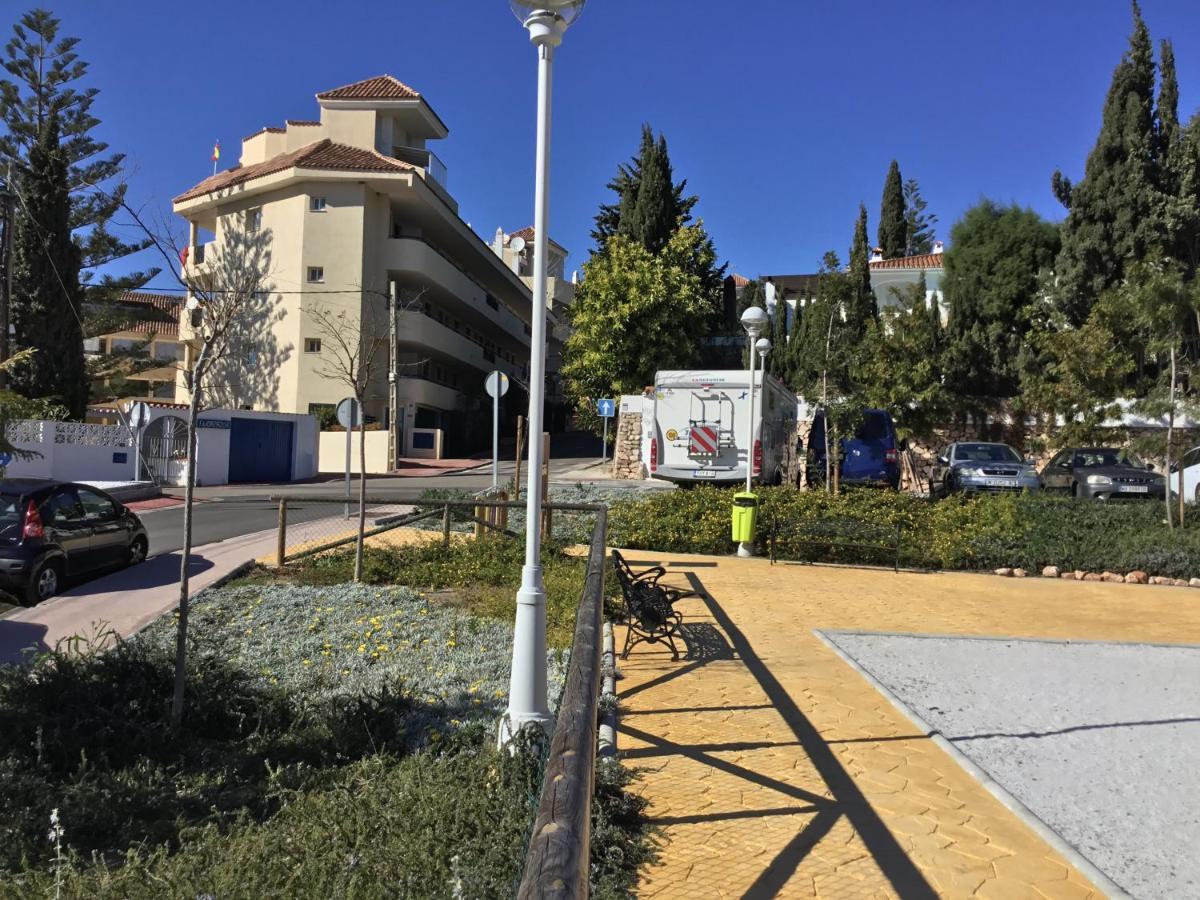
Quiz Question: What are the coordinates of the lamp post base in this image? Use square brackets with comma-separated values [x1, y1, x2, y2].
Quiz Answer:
[500, 564, 554, 749]
[737, 541, 753, 558]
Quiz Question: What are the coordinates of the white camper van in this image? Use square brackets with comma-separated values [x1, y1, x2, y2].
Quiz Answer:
[648, 370, 799, 485]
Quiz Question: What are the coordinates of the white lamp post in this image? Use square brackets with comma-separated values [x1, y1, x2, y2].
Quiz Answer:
[738, 306, 767, 558]
[502, 0, 586, 745]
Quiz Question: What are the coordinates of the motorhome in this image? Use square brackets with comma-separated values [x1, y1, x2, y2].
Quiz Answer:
[648, 370, 799, 485]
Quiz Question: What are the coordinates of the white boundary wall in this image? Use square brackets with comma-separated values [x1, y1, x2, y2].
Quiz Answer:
[2, 420, 137, 481]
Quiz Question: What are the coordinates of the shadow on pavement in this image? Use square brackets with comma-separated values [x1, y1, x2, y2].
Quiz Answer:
[60, 553, 215, 597]
[0, 620, 49, 666]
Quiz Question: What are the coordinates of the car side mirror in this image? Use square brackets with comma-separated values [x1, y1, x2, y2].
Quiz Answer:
[937, 455, 948, 466]
[1146, 463, 1156, 472]
[1025, 458, 1036, 466]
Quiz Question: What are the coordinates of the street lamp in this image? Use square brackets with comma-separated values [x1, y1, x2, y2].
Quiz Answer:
[738, 306, 767, 558]
[502, 0, 586, 746]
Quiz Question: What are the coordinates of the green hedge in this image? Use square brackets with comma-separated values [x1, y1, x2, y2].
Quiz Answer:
[609, 487, 1200, 579]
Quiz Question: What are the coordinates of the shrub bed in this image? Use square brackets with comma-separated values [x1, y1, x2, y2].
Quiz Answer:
[609, 486, 1200, 579]
[1, 557, 652, 896]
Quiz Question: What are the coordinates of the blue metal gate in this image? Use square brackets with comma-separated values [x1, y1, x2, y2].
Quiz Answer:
[228, 418, 294, 484]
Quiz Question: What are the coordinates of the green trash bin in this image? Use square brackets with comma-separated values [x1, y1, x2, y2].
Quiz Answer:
[731, 491, 758, 543]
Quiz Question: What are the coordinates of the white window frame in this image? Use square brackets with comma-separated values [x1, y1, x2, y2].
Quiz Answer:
[309, 196, 327, 212]
[307, 266, 324, 284]
[246, 207, 262, 232]
[304, 338, 322, 353]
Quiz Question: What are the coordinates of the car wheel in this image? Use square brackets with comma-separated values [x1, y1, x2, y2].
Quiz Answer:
[26, 560, 62, 606]
[128, 536, 149, 566]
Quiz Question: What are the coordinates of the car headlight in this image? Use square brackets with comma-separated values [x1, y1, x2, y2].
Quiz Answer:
[1086, 474, 1112, 486]
[958, 466, 984, 477]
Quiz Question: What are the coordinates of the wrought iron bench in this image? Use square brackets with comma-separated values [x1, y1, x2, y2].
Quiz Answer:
[611, 550, 694, 660]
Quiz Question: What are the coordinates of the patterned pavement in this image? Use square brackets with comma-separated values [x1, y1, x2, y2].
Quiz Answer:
[617, 554, 1200, 899]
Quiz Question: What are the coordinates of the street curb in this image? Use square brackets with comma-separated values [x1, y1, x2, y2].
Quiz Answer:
[812, 628, 1133, 900]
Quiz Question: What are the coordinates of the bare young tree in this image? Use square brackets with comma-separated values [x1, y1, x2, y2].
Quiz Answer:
[306, 300, 387, 582]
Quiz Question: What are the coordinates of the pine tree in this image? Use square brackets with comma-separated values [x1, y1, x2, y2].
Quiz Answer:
[1050, 2, 1160, 325]
[903, 178, 938, 255]
[878, 160, 906, 259]
[847, 203, 876, 336]
[8, 109, 86, 414]
[1, 9, 159, 415]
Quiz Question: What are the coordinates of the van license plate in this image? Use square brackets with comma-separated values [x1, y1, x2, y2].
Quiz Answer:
[984, 478, 1010, 486]
[1120, 485, 1148, 493]
[693, 470, 716, 479]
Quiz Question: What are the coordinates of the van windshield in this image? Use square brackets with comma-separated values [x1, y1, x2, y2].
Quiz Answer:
[0, 493, 23, 544]
[855, 412, 889, 442]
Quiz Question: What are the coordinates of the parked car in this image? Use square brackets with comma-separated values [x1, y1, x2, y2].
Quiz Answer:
[930, 442, 1041, 497]
[1040, 448, 1166, 500]
[1173, 445, 1200, 505]
[806, 408, 902, 490]
[0, 479, 149, 605]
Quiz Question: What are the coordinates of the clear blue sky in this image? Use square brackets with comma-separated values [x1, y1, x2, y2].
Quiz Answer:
[26, 0, 1200, 285]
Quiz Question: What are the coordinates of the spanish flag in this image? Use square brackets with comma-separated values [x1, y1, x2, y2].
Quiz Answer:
[212, 141, 220, 163]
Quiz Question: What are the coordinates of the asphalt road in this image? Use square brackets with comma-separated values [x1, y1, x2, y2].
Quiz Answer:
[138, 498, 394, 558]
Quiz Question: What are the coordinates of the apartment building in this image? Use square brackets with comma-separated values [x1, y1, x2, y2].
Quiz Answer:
[85, 291, 186, 405]
[171, 75, 537, 456]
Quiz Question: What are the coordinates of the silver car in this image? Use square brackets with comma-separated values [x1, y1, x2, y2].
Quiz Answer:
[930, 442, 1042, 498]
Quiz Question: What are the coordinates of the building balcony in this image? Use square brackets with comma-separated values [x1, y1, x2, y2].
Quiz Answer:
[395, 375, 462, 410]
[385, 237, 530, 347]
[396, 311, 522, 380]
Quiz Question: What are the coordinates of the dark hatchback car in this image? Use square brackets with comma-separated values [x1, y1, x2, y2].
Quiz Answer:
[807, 409, 902, 490]
[0, 479, 149, 605]
[1041, 448, 1167, 500]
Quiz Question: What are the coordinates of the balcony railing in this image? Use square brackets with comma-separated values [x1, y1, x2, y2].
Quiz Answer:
[391, 145, 448, 190]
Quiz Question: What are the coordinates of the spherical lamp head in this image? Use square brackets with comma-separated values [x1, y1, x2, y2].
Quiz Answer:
[740, 305, 768, 338]
[756, 337, 772, 356]
[510, 0, 586, 45]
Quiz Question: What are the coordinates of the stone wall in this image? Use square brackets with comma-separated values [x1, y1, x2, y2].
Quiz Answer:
[611, 411, 645, 480]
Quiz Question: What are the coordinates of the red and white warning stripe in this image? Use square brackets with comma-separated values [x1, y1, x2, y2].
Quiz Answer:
[689, 425, 718, 455]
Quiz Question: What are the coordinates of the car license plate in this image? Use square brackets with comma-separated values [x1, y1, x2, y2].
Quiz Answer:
[984, 478, 1010, 486]
[1120, 485, 1148, 493]
[693, 469, 716, 479]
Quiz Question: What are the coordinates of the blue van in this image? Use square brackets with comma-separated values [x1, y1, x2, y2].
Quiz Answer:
[805, 408, 902, 489]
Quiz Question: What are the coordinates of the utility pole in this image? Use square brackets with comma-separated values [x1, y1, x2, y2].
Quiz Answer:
[388, 282, 399, 470]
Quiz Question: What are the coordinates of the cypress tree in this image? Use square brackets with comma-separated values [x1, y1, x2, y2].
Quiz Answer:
[9, 110, 86, 414]
[847, 203, 876, 335]
[1, 9, 159, 415]
[878, 160, 906, 259]
[626, 134, 678, 254]
[1051, 2, 1160, 325]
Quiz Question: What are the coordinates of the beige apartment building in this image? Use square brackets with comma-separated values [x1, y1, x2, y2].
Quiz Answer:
[172, 75, 553, 456]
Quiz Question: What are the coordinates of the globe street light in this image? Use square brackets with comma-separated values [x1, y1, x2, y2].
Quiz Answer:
[503, 0, 586, 746]
[738, 306, 767, 558]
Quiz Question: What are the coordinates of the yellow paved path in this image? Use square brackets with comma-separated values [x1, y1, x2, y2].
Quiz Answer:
[617, 553, 1200, 899]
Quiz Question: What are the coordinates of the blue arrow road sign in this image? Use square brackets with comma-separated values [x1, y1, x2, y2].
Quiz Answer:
[597, 398, 616, 418]
[0, 452, 11, 467]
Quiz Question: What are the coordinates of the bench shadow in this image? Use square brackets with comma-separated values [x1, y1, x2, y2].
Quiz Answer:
[625, 570, 938, 899]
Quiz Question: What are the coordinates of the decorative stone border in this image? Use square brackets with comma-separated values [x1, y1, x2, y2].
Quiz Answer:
[992, 565, 1200, 587]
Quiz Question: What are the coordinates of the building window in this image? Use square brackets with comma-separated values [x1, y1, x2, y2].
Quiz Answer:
[153, 341, 184, 361]
[110, 338, 138, 353]
[83, 337, 102, 354]
[307, 267, 324, 283]
[246, 207, 262, 232]
[304, 338, 322, 353]
[310, 196, 327, 212]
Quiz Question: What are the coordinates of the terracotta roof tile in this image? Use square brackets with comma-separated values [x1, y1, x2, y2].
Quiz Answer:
[104, 291, 183, 337]
[173, 139, 414, 203]
[317, 75, 421, 101]
[507, 226, 567, 253]
[242, 125, 286, 141]
[730, 273, 750, 287]
[870, 252, 945, 270]
[286, 119, 320, 126]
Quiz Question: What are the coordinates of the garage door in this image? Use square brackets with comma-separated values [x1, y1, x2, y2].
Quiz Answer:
[228, 418, 294, 484]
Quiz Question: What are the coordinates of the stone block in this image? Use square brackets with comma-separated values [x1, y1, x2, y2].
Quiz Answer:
[1042, 566, 1060, 578]
[994, 567, 1012, 577]
[1012, 568, 1027, 578]
[1124, 571, 1148, 584]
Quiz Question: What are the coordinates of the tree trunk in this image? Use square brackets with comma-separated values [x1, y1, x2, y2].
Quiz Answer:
[355, 396, 367, 582]
[171, 350, 207, 727]
[1165, 345, 1176, 530]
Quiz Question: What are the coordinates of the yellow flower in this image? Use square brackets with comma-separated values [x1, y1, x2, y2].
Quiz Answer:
[445, 640, 457, 648]
[357, 644, 367, 653]
[303, 659, 312, 666]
